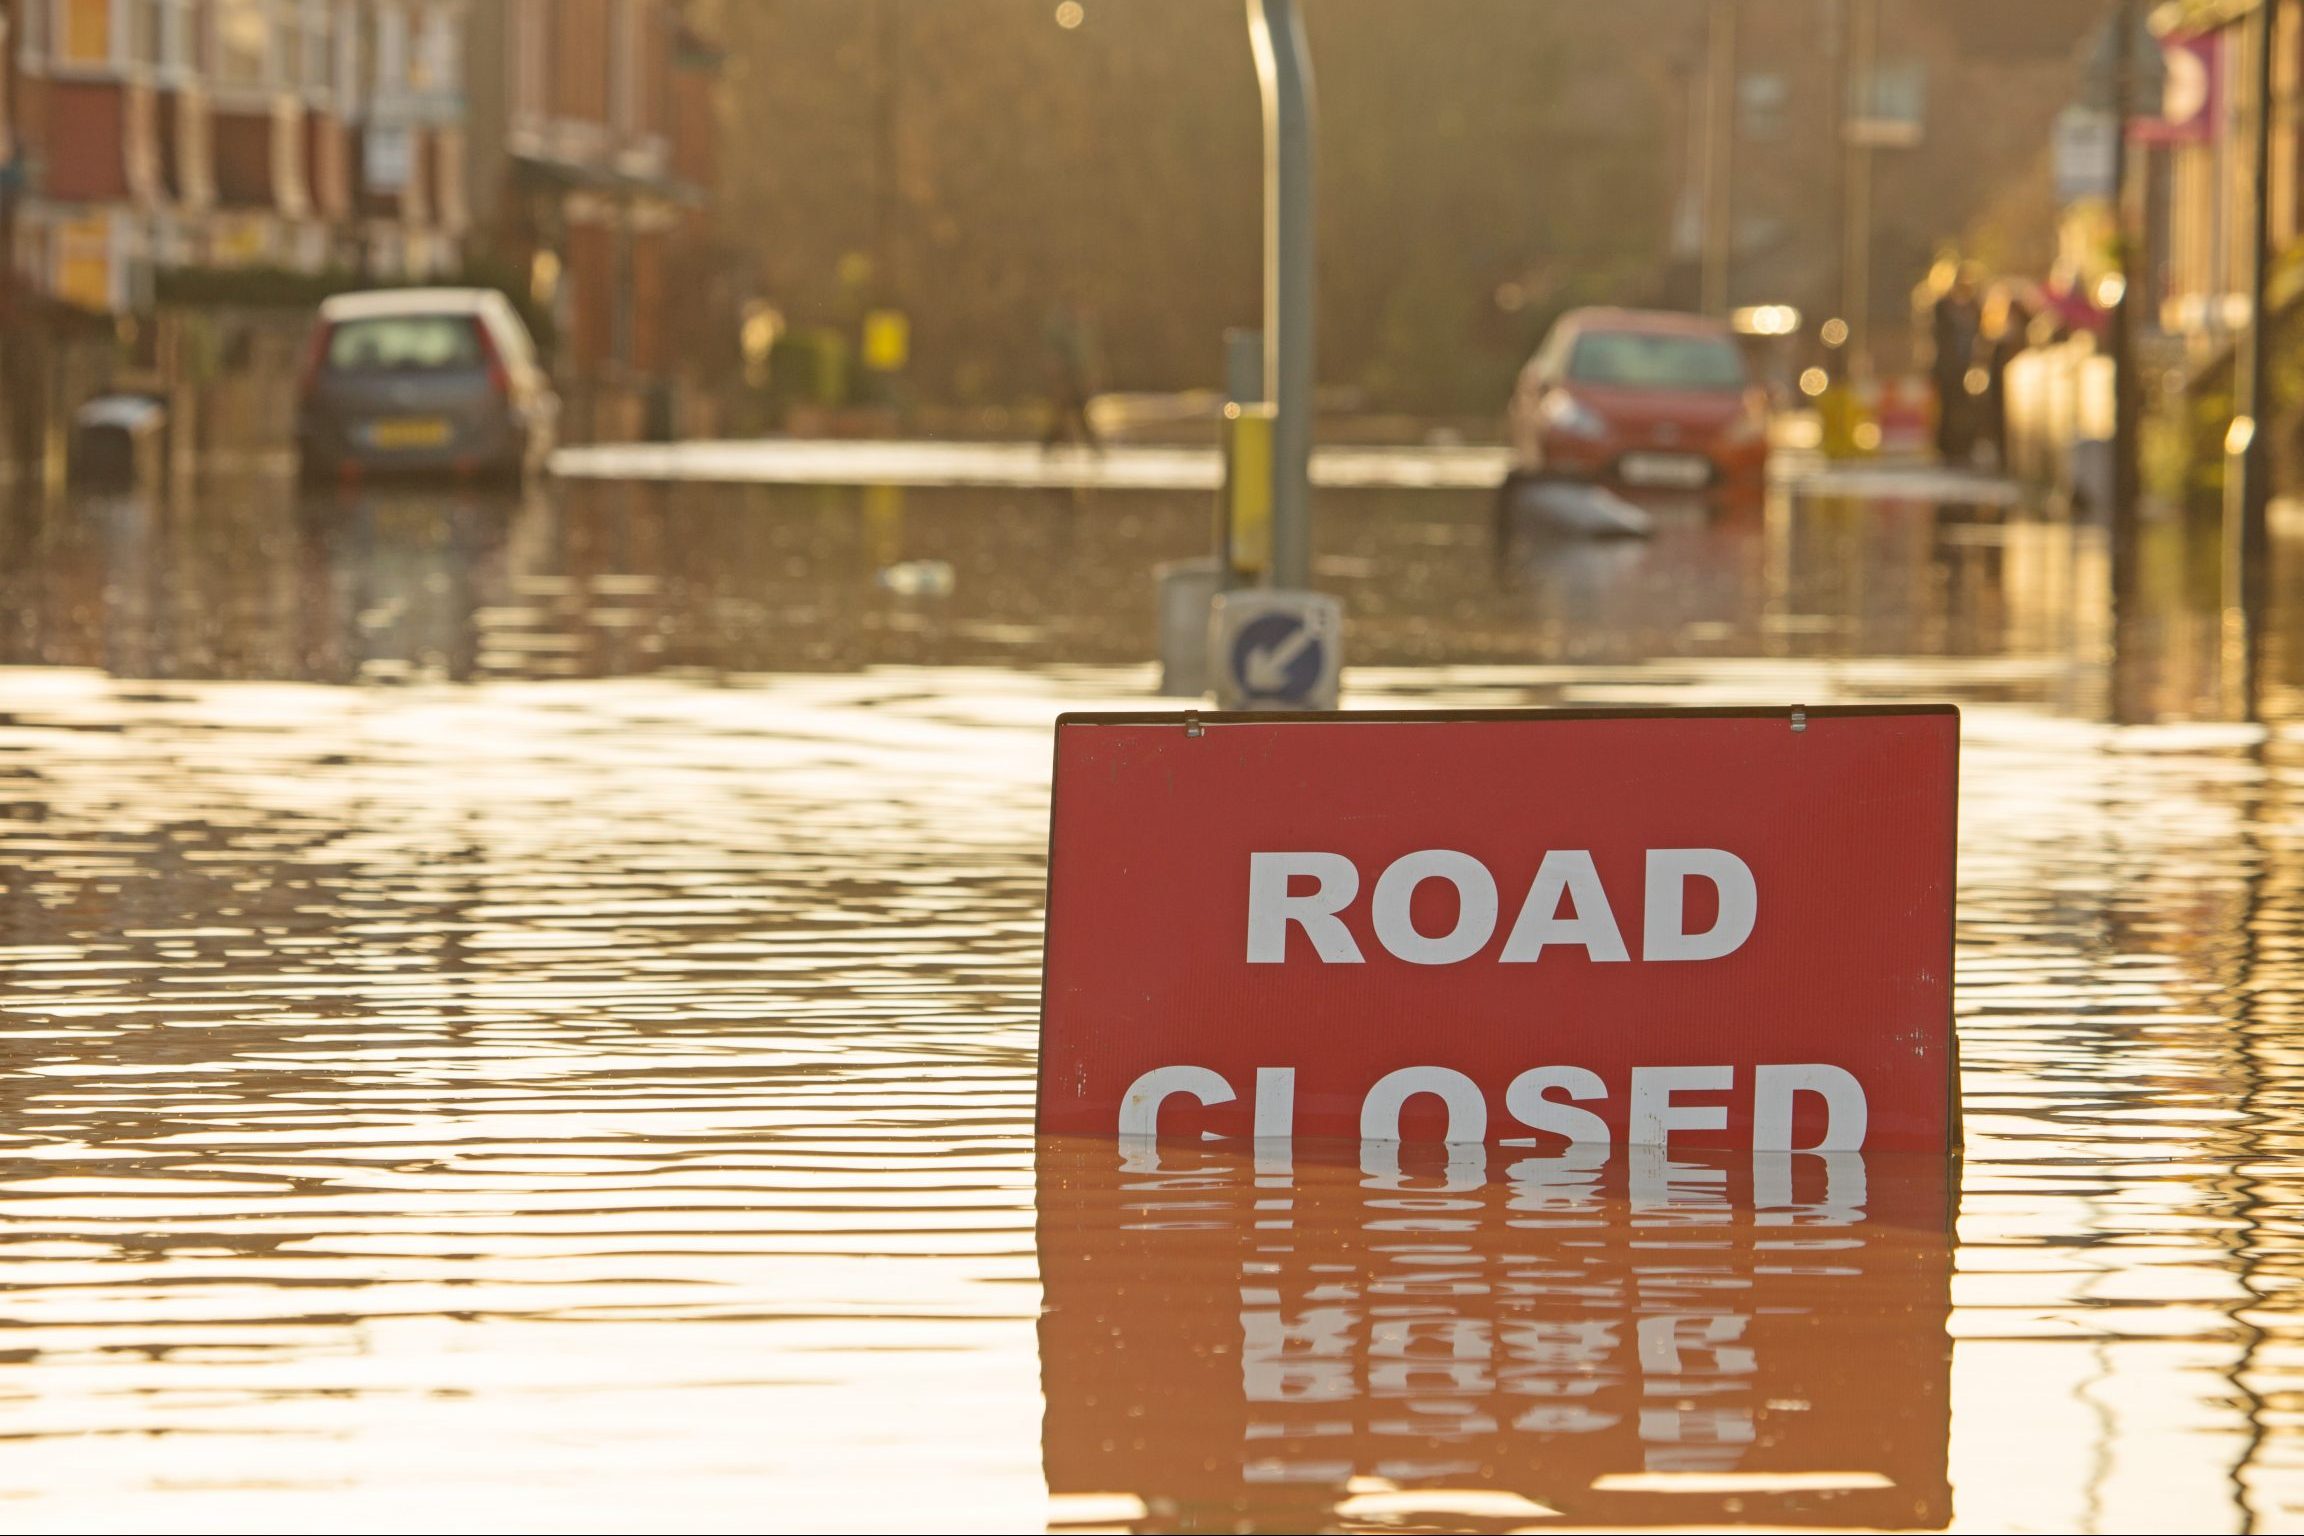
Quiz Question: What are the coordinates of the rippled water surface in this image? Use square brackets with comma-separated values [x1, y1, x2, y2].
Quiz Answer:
[4, 473, 2304, 1530]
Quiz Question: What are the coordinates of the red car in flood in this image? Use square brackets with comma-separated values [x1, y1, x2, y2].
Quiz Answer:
[1506, 307, 1769, 501]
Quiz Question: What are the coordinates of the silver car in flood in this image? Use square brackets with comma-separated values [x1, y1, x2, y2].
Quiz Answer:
[294, 288, 558, 485]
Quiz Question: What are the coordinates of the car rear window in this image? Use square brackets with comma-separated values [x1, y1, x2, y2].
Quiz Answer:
[324, 315, 482, 372]
[1567, 331, 1746, 391]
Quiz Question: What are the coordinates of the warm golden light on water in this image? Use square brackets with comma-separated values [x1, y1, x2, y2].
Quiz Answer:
[0, 656, 2295, 1529]
[6, 474, 2304, 1527]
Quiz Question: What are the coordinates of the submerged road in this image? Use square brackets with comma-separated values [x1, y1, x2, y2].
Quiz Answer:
[0, 460, 2275, 1528]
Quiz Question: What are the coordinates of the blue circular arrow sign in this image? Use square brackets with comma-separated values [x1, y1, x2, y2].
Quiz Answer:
[1229, 611, 1325, 702]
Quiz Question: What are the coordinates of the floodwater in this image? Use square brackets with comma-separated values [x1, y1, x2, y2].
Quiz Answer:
[0, 467, 2301, 1531]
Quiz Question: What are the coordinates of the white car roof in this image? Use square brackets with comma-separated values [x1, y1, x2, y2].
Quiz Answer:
[319, 287, 502, 321]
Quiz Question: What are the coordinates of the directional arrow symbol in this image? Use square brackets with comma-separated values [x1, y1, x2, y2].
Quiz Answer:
[1243, 623, 1319, 694]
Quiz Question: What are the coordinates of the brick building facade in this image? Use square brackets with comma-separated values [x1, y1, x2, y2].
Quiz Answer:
[0, 0, 725, 455]
[6, 0, 469, 309]
[465, 0, 724, 438]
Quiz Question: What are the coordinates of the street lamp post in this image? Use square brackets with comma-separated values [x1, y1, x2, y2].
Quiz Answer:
[1246, 0, 1315, 594]
[2108, 0, 2142, 657]
[2226, 0, 2277, 719]
[1840, 0, 1877, 381]
[1700, 0, 1738, 318]
[875, 0, 901, 308]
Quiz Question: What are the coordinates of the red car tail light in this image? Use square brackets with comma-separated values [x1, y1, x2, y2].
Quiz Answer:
[470, 318, 510, 396]
[296, 323, 332, 398]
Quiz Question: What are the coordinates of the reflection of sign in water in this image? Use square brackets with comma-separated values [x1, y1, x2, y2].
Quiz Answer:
[1039, 708, 1958, 1150]
[1039, 1139, 1953, 1531]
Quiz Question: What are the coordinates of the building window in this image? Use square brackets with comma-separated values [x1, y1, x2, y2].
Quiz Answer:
[411, 2, 460, 106]
[56, 213, 119, 312]
[57, 0, 114, 68]
[277, 4, 301, 88]
[364, 124, 413, 191]
[124, 0, 191, 79]
[301, 0, 334, 96]
[214, 0, 274, 90]
[374, 1, 410, 105]
[1739, 72, 1786, 142]
[337, 0, 363, 112]
[1851, 57, 1927, 147]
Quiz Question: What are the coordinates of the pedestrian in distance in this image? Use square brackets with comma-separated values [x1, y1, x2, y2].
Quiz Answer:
[1977, 282, 2035, 473]
[1926, 260, 1984, 468]
[1041, 301, 1103, 453]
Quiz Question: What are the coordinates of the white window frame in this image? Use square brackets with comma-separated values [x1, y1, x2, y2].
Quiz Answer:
[156, 0, 192, 86]
[46, 0, 127, 77]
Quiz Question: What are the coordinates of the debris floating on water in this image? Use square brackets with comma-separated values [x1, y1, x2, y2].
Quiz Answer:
[1506, 476, 1657, 539]
[877, 559, 957, 597]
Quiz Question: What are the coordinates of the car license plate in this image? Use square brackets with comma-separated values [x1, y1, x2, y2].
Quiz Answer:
[367, 416, 451, 449]
[1619, 451, 1711, 489]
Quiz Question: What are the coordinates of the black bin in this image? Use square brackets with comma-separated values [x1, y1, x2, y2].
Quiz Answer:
[69, 394, 167, 491]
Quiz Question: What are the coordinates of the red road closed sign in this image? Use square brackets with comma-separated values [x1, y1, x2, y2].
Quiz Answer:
[1038, 707, 1958, 1152]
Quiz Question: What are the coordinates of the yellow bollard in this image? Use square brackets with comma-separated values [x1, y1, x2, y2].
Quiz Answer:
[1816, 383, 1879, 460]
[1222, 402, 1275, 580]
[861, 310, 909, 374]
